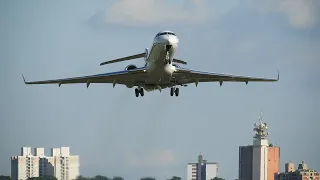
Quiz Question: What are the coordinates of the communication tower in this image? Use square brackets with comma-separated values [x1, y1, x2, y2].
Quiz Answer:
[252, 112, 269, 180]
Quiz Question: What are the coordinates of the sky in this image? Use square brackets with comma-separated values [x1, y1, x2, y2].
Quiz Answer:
[1, 0, 320, 179]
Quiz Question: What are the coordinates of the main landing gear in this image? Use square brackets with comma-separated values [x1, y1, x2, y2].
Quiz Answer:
[170, 87, 179, 97]
[135, 88, 144, 97]
[134, 87, 180, 97]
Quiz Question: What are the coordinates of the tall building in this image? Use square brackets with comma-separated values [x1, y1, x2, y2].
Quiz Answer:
[11, 147, 80, 180]
[238, 146, 253, 180]
[187, 153, 218, 180]
[285, 163, 294, 173]
[275, 161, 319, 180]
[238, 115, 280, 180]
[268, 146, 280, 180]
[11, 147, 40, 180]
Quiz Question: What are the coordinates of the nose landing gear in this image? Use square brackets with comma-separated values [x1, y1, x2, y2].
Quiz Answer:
[170, 87, 179, 97]
[164, 45, 172, 65]
[164, 51, 171, 64]
[135, 87, 144, 97]
[165, 45, 172, 51]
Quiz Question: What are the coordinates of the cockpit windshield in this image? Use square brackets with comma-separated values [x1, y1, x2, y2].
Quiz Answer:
[156, 32, 176, 37]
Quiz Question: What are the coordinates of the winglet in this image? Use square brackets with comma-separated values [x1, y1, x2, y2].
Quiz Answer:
[22, 74, 27, 84]
[277, 70, 280, 81]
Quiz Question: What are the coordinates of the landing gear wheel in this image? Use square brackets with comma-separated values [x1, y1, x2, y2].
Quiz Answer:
[170, 87, 179, 96]
[170, 88, 174, 96]
[140, 88, 144, 96]
[175, 88, 179, 96]
[135, 88, 144, 97]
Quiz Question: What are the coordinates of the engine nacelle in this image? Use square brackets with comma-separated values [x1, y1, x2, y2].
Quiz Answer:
[125, 64, 137, 70]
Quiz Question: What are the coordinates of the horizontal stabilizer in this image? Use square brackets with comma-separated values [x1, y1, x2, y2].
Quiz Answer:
[100, 52, 146, 66]
[173, 58, 187, 65]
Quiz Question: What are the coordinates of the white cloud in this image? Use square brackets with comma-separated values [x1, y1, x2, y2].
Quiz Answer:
[251, 0, 320, 29]
[125, 149, 176, 168]
[101, 0, 207, 26]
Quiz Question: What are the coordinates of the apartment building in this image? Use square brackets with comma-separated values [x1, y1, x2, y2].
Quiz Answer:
[11, 147, 80, 180]
[187, 153, 218, 180]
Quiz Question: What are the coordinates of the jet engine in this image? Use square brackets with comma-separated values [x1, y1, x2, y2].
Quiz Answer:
[125, 64, 137, 70]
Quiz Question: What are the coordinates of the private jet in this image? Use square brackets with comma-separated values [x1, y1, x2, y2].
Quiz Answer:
[22, 30, 279, 97]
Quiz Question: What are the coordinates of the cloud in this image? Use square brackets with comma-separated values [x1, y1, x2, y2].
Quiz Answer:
[250, 0, 320, 29]
[90, 0, 320, 29]
[97, 0, 206, 26]
[125, 149, 176, 168]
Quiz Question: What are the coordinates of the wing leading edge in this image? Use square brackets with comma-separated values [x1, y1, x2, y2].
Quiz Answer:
[22, 67, 148, 88]
[174, 67, 279, 85]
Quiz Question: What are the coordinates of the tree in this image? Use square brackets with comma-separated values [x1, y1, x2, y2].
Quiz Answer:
[211, 177, 225, 180]
[28, 176, 57, 180]
[93, 175, 111, 180]
[76, 176, 122, 180]
[167, 176, 181, 180]
[0, 176, 11, 180]
[112, 177, 124, 180]
[141, 177, 155, 180]
[76, 176, 92, 180]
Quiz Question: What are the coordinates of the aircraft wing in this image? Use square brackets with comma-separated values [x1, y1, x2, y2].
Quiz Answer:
[173, 67, 279, 85]
[22, 67, 148, 88]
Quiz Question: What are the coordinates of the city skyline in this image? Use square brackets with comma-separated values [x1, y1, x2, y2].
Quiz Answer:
[1, 0, 319, 180]
[6, 146, 318, 180]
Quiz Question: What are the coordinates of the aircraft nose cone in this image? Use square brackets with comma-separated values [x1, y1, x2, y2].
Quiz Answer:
[166, 38, 171, 45]
[153, 34, 178, 45]
[165, 36, 174, 45]
[167, 36, 178, 45]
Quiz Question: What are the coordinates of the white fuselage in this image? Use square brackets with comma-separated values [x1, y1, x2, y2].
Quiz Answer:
[142, 31, 179, 91]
